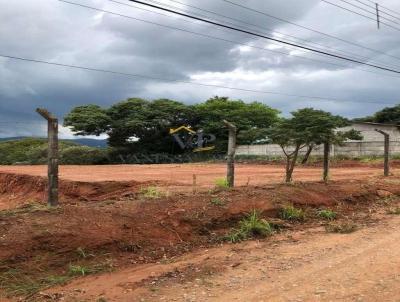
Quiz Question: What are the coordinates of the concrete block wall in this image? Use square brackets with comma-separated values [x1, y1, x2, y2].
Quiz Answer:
[236, 141, 400, 157]
[236, 123, 400, 158]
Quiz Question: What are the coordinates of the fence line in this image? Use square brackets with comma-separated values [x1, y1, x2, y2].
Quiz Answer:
[236, 141, 400, 157]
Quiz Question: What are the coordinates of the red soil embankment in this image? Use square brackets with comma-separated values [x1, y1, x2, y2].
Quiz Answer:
[1, 177, 399, 264]
[0, 172, 152, 210]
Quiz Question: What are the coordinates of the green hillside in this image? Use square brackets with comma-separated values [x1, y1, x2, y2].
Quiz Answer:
[0, 138, 108, 165]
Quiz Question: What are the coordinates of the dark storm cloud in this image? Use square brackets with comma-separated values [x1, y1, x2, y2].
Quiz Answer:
[0, 0, 400, 137]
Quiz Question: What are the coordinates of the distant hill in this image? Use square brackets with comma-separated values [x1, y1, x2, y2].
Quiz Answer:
[0, 137, 109, 165]
[0, 137, 108, 148]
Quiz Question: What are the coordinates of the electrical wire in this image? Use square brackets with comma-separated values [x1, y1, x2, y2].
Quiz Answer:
[59, 0, 400, 77]
[363, 0, 400, 18]
[0, 53, 397, 105]
[133, 0, 400, 70]
[321, 0, 400, 31]
[125, 0, 400, 74]
[351, 0, 400, 22]
[220, 0, 400, 62]
[336, 0, 400, 25]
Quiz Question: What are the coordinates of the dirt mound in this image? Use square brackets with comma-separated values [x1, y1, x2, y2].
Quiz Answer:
[1, 176, 400, 300]
[0, 178, 398, 263]
[0, 172, 165, 210]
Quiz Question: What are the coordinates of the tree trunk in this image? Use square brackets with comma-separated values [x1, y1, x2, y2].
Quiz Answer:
[285, 156, 292, 183]
[285, 147, 300, 183]
[301, 144, 314, 164]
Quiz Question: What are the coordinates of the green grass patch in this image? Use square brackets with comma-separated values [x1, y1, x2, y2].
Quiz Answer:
[139, 186, 165, 199]
[225, 210, 273, 243]
[210, 198, 224, 206]
[317, 209, 337, 221]
[0, 268, 70, 297]
[387, 207, 400, 215]
[68, 261, 113, 277]
[0, 256, 114, 298]
[214, 177, 229, 189]
[325, 222, 358, 234]
[0, 203, 61, 217]
[279, 205, 305, 221]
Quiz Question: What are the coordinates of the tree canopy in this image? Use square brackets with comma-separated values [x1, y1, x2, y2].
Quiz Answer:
[194, 96, 279, 150]
[355, 104, 400, 125]
[64, 96, 279, 154]
[267, 108, 362, 182]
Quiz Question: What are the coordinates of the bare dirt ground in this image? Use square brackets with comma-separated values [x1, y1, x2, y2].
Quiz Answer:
[0, 163, 395, 188]
[48, 213, 400, 302]
[0, 163, 399, 301]
[2, 163, 392, 210]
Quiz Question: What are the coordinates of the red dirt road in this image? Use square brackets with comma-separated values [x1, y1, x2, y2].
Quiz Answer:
[47, 213, 400, 302]
[0, 163, 394, 188]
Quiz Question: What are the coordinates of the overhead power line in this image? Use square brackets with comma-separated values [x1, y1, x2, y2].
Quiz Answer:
[352, 0, 400, 22]
[336, 0, 400, 25]
[126, 0, 400, 74]
[132, 0, 400, 71]
[362, 0, 400, 18]
[0, 53, 397, 105]
[321, 0, 400, 31]
[59, 0, 400, 78]
[220, 0, 400, 62]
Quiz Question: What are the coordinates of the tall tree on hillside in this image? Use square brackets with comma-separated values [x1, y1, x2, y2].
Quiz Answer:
[64, 98, 197, 154]
[194, 96, 280, 151]
[267, 108, 361, 183]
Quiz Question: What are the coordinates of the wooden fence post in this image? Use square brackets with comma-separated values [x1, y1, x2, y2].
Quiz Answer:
[36, 108, 59, 206]
[323, 142, 330, 183]
[223, 120, 237, 187]
[192, 174, 197, 194]
[375, 129, 390, 176]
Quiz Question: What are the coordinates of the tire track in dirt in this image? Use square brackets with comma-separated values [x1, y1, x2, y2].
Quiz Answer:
[211, 216, 400, 302]
[46, 214, 400, 302]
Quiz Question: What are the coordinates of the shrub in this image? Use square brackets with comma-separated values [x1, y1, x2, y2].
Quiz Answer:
[139, 186, 164, 199]
[60, 146, 108, 165]
[325, 222, 358, 233]
[214, 177, 229, 189]
[317, 209, 337, 220]
[226, 210, 273, 243]
[279, 205, 305, 221]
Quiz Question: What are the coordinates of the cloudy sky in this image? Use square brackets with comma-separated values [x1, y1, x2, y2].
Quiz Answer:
[1, 0, 400, 138]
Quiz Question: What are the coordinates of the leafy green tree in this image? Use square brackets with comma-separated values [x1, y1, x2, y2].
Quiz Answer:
[64, 98, 197, 154]
[267, 108, 361, 182]
[194, 96, 279, 151]
[63, 104, 111, 136]
[64, 96, 279, 154]
[355, 104, 400, 124]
